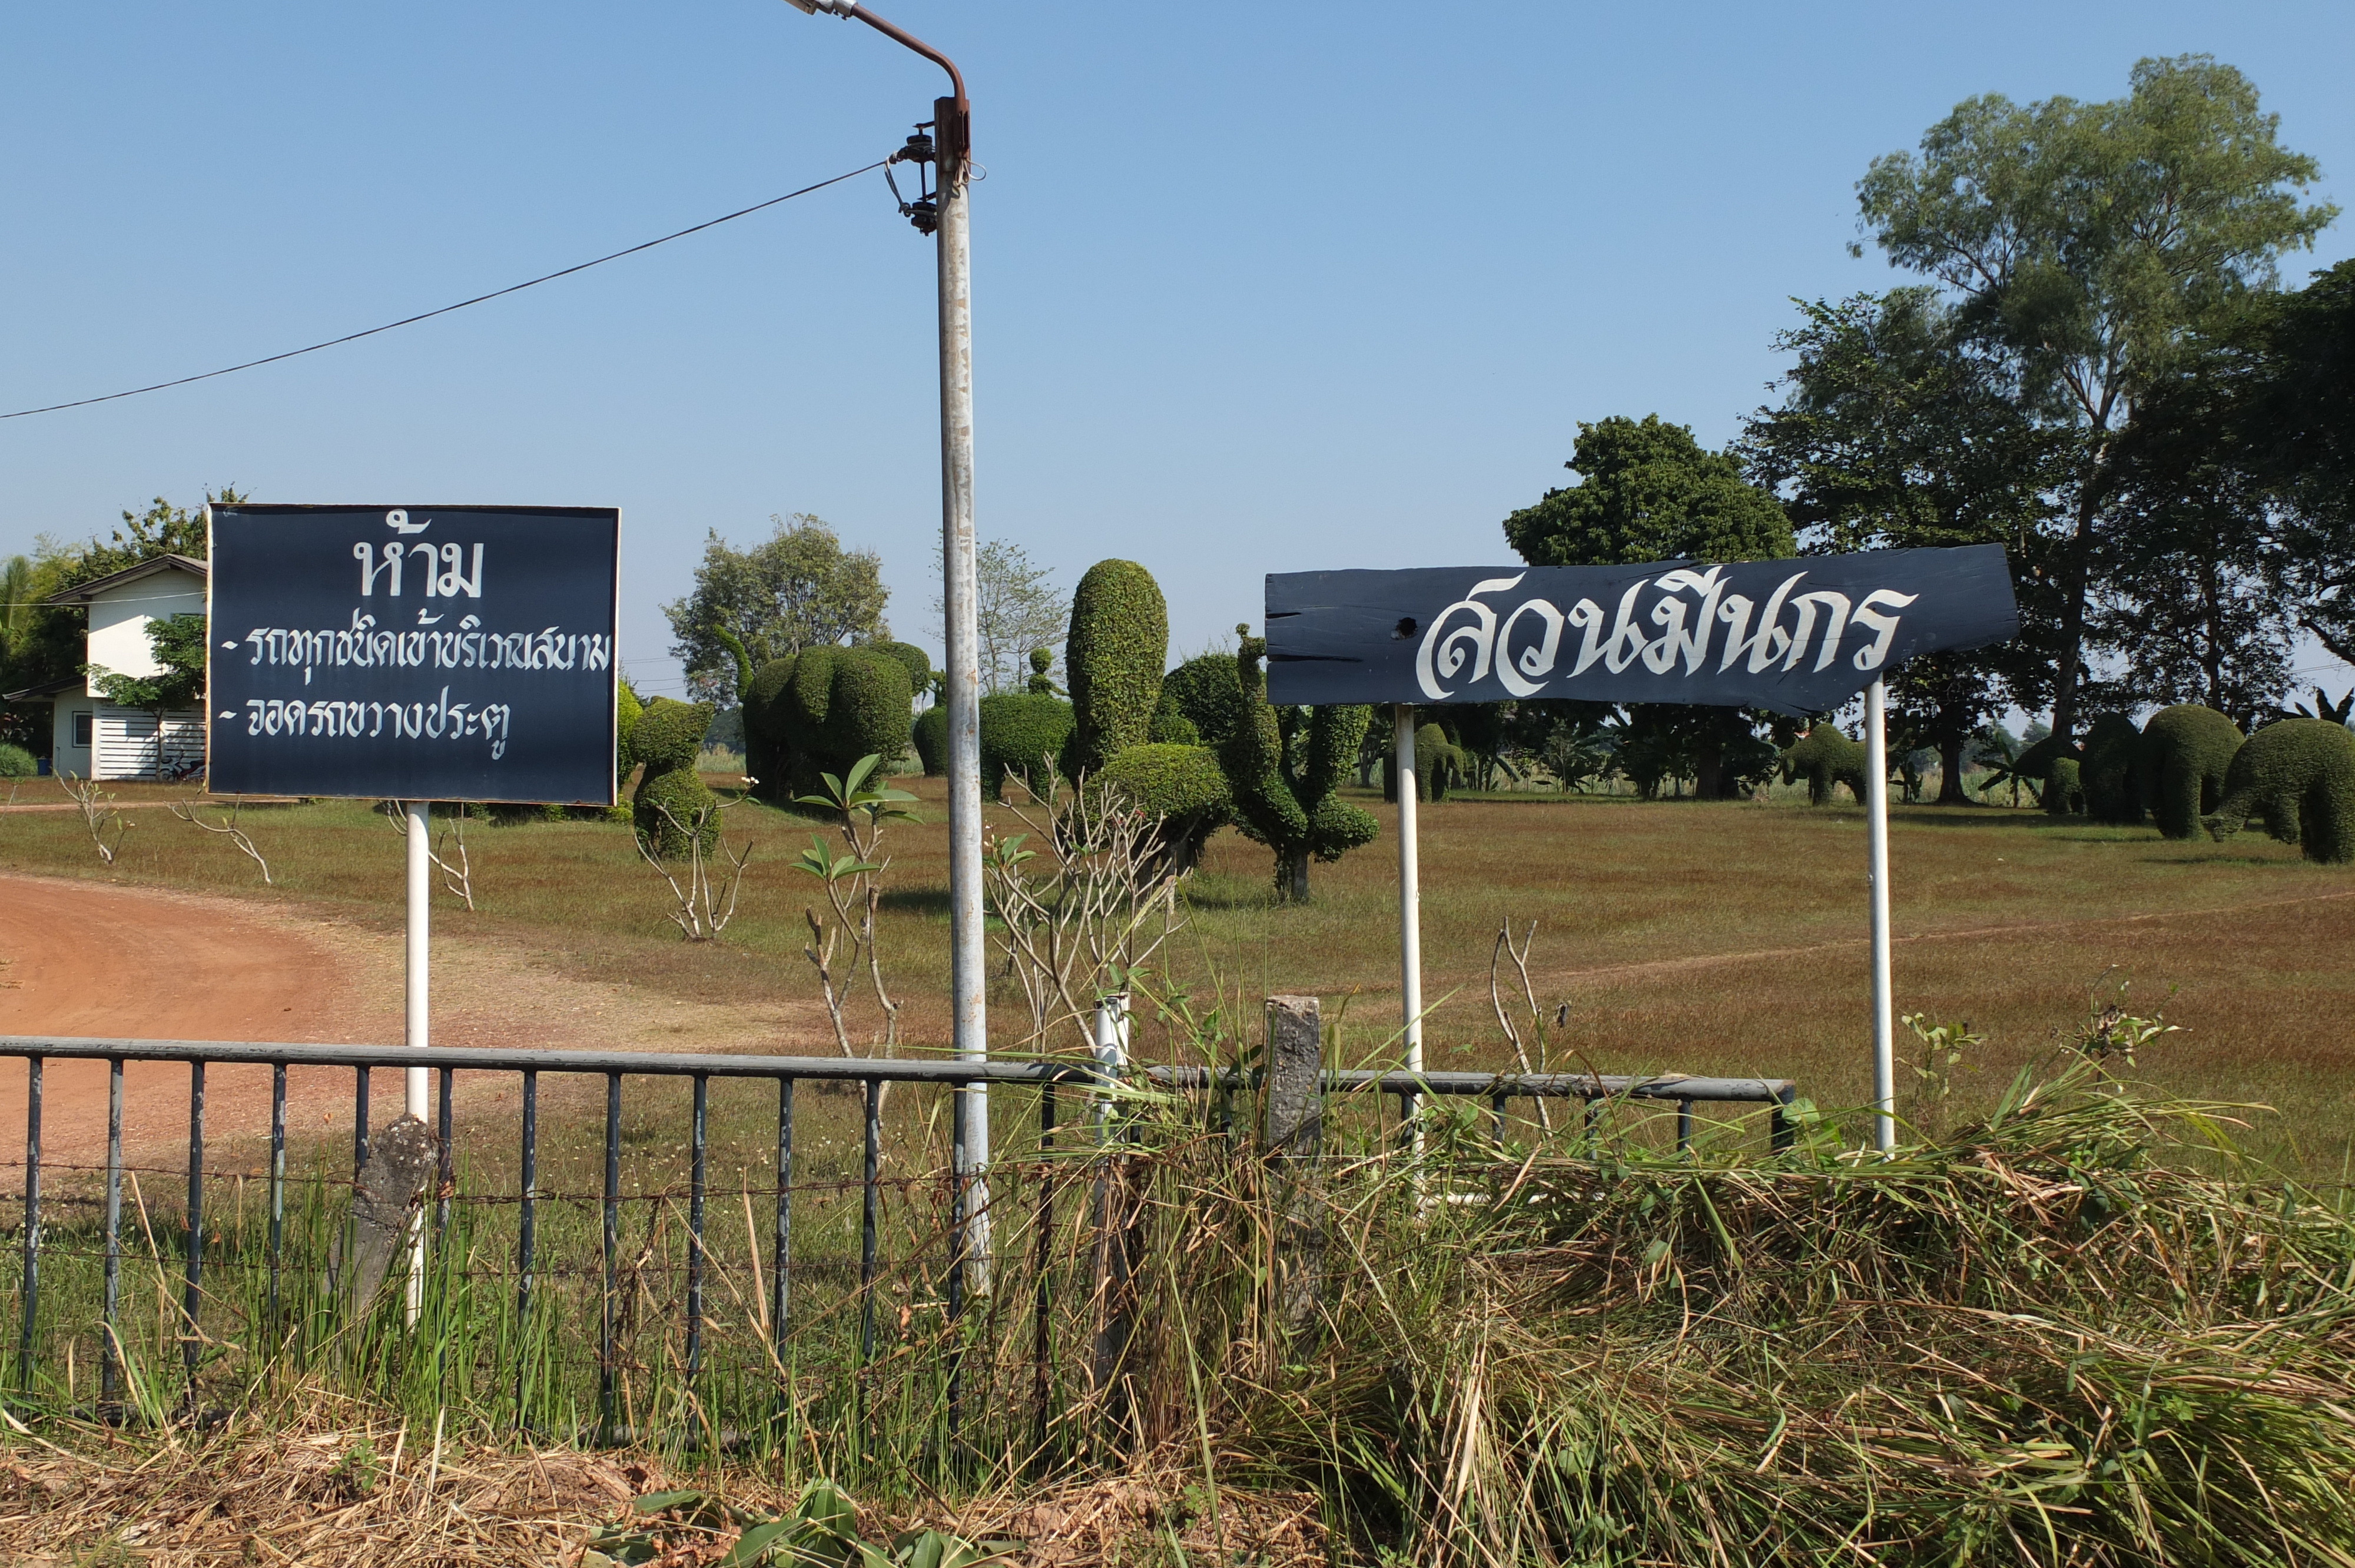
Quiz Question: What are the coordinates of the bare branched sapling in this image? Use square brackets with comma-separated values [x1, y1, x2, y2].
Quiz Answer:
[171, 794, 273, 885]
[378, 800, 479, 910]
[636, 791, 755, 941]
[59, 773, 127, 865]
[791, 755, 913, 1057]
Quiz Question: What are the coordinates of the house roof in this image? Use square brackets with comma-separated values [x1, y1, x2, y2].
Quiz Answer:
[44, 553, 207, 606]
[1, 673, 84, 703]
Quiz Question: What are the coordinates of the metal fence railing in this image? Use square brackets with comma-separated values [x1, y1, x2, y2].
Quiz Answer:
[0, 1034, 1797, 1437]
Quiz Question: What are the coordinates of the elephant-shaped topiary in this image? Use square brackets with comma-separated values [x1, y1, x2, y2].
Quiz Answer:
[1382, 722, 1465, 802]
[2001, 733, 2084, 815]
[913, 705, 949, 776]
[2137, 705, 2241, 840]
[739, 646, 914, 803]
[2079, 714, 2146, 826]
[1779, 725, 1869, 806]
[2201, 718, 2355, 863]
[632, 698, 719, 857]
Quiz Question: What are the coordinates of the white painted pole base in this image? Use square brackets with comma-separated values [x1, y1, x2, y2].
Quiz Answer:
[1864, 681, 1895, 1155]
[404, 802, 431, 1324]
[1394, 706, 1424, 1162]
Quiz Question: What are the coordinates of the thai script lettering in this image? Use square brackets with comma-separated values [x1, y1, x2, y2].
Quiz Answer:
[1417, 568, 1921, 701]
[236, 609, 611, 686]
[240, 687, 514, 760]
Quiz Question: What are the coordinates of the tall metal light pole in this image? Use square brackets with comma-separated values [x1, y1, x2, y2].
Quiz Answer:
[784, 0, 989, 1290]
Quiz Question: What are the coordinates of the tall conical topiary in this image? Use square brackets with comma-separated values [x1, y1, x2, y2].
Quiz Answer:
[1064, 560, 1168, 776]
[1224, 626, 1377, 902]
[2138, 705, 2241, 840]
[2203, 718, 2355, 863]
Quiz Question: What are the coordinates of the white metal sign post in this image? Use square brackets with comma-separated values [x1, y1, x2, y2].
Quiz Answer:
[404, 800, 432, 1317]
[1393, 706, 1424, 1148]
[1864, 677, 1896, 1154]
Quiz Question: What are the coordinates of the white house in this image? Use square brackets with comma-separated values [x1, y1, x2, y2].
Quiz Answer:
[2, 554, 207, 780]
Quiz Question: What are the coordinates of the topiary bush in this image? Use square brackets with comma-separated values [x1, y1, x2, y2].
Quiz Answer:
[615, 679, 644, 797]
[1025, 648, 1058, 696]
[1159, 652, 1244, 747]
[1223, 627, 1377, 901]
[752, 645, 916, 799]
[1779, 725, 1869, 806]
[742, 655, 799, 801]
[632, 698, 719, 856]
[2138, 705, 2241, 840]
[2203, 717, 2355, 863]
[870, 640, 931, 697]
[1094, 741, 1231, 876]
[1383, 722, 1465, 802]
[0, 743, 35, 779]
[1065, 560, 1168, 775]
[913, 705, 949, 776]
[2006, 733, 2084, 815]
[1149, 708, 1200, 746]
[979, 692, 1074, 800]
[2080, 713, 2145, 826]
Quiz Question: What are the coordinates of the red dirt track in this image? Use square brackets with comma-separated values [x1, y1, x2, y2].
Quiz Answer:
[0, 873, 400, 1178]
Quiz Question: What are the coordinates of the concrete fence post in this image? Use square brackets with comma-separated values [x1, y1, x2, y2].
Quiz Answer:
[1264, 994, 1325, 1331]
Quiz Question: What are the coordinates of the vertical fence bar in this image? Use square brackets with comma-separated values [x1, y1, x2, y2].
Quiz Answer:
[268, 1064, 286, 1331]
[859, 1078, 880, 1366]
[18, 1056, 41, 1390]
[516, 1069, 538, 1426]
[1677, 1099, 1694, 1154]
[353, 1066, 371, 1170]
[1771, 1086, 1797, 1153]
[772, 1078, 792, 1368]
[435, 1066, 454, 1245]
[1031, 1079, 1056, 1474]
[183, 1061, 205, 1393]
[1490, 1092, 1508, 1145]
[686, 1075, 707, 1381]
[100, 1059, 122, 1413]
[599, 1072, 621, 1436]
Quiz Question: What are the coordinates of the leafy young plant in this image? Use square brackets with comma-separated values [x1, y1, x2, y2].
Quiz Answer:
[792, 754, 917, 1056]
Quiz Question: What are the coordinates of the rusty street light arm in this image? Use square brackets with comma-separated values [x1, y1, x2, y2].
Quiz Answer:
[784, 1, 968, 115]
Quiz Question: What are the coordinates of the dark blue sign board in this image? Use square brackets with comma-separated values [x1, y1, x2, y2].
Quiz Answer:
[206, 504, 621, 803]
[1263, 544, 2017, 715]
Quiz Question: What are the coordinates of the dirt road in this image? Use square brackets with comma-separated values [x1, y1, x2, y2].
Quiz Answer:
[0, 873, 827, 1177]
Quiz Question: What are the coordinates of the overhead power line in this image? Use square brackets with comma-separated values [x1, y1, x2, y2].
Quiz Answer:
[0, 159, 888, 421]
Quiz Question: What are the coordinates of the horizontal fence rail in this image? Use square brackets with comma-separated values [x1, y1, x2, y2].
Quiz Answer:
[0, 1033, 1797, 1450]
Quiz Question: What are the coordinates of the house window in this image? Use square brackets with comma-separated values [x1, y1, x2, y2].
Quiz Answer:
[72, 712, 93, 748]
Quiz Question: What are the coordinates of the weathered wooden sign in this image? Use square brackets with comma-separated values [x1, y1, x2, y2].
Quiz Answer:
[206, 504, 621, 802]
[1263, 543, 2017, 714]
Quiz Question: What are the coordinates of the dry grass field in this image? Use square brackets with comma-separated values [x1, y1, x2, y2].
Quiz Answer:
[2, 772, 2349, 1168]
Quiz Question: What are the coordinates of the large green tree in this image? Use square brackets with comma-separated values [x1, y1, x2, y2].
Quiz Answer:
[1738, 290, 2071, 800]
[1857, 54, 2334, 748]
[2239, 260, 2355, 666]
[1504, 414, 1794, 798]
[665, 513, 890, 705]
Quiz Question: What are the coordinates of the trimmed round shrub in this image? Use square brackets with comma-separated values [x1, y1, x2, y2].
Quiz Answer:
[1159, 652, 1243, 747]
[632, 699, 718, 857]
[1779, 725, 1869, 806]
[1065, 560, 1167, 775]
[1149, 708, 1200, 746]
[635, 766, 719, 858]
[631, 699, 708, 774]
[0, 743, 35, 779]
[1026, 647, 1057, 695]
[870, 640, 931, 696]
[615, 680, 644, 796]
[2138, 705, 2242, 840]
[979, 692, 1073, 801]
[2048, 757, 2085, 816]
[1094, 742, 1230, 822]
[913, 705, 949, 776]
[2080, 713, 2145, 825]
[2203, 717, 2355, 863]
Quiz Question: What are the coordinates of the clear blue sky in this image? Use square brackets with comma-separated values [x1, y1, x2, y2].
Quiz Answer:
[5, 1, 2350, 702]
